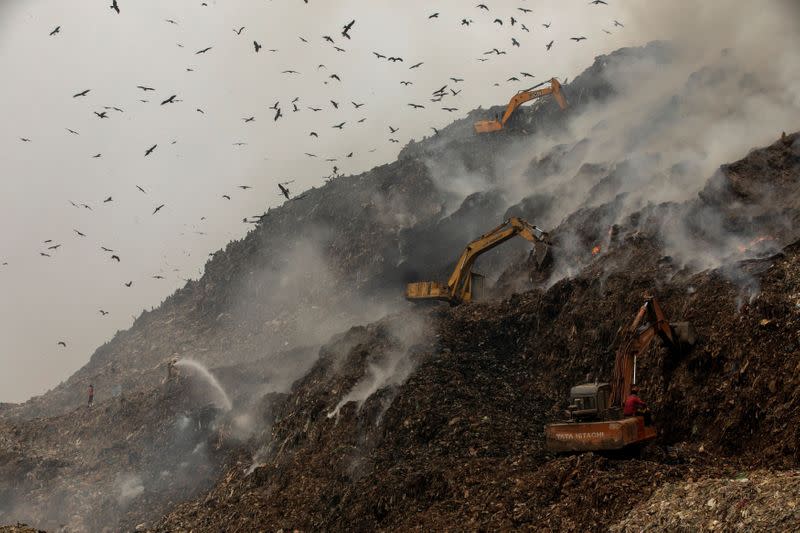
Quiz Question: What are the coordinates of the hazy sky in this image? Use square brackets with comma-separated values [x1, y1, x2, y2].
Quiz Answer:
[0, 0, 741, 403]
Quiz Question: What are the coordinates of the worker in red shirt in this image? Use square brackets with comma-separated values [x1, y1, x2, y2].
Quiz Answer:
[623, 385, 649, 423]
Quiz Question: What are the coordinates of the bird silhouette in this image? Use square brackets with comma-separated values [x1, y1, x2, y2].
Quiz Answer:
[400, 81, 413, 86]
[165, 19, 178, 25]
[521, 72, 534, 78]
[58, 341, 67, 347]
[451, 89, 461, 95]
[330, 74, 341, 81]
[352, 101, 364, 108]
[389, 125, 399, 133]
[614, 20, 624, 27]
[342, 19, 355, 39]
[101, 246, 114, 252]
[254, 41, 262, 52]
[274, 108, 283, 121]
[145, 144, 157, 156]
[442, 107, 458, 112]
[222, 195, 231, 200]
[408, 103, 425, 109]
[543, 22, 551, 28]
[450, 77, 464, 83]
[233, 26, 245, 35]
[590, 0, 608, 4]
[571, 36, 587, 42]
[153, 204, 164, 214]
[512, 38, 520, 47]
[323, 35, 334, 43]
[519, 7, 532, 13]
[238, 185, 252, 190]
[20, 138, 31, 142]
[40, 252, 51, 257]
[428, 13, 439, 19]
[278, 183, 290, 199]
[477, 4, 489, 10]
[330, 100, 339, 109]
[409, 62, 423, 69]
[103, 196, 112, 203]
[137, 85, 155, 91]
[332, 122, 345, 129]
[493, 18, 503, 25]
[73, 89, 90, 98]
[50, 26, 60, 36]
[110, 0, 119, 14]
[74, 229, 86, 237]
[546, 40, 554, 50]
[282, 70, 300, 74]
[111, 255, 121, 262]
[243, 116, 255, 122]
[153, 275, 165, 280]
[99, 309, 109, 316]
[124, 281, 133, 287]
[195, 46, 212, 54]
[161, 95, 177, 105]
[136, 185, 146, 193]
[373, 51, 386, 59]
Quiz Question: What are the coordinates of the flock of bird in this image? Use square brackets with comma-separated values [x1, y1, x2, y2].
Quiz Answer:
[7, 1, 624, 349]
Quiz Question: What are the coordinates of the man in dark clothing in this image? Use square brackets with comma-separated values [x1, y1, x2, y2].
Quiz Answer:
[88, 384, 94, 407]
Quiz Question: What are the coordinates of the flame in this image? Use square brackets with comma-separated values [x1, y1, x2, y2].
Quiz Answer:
[591, 245, 601, 256]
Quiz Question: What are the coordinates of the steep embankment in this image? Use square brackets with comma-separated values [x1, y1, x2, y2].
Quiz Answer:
[153, 133, 800, 531]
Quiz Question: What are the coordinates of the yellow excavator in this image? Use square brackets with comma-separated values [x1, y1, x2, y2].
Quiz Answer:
[545, 296, 695, 453]
[474, 78, 568, 134]
[405, 217, 551, 305]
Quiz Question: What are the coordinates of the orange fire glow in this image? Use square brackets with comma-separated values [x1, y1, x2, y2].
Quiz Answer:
[591, 245, 601, 255]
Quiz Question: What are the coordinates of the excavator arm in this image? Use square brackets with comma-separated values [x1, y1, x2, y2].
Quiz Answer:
[609, 297, 694, 408]
[474, 78, 568, 134]
[406, 217, 551, 305]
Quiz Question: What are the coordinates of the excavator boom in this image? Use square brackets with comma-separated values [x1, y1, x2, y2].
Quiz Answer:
[405, 217, 551, 305]
[474, 78, 568, 134]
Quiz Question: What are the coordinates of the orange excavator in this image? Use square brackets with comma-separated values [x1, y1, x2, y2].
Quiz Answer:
[545, 296, 695, 453]
[474, 78, 568, 134]
[405, 217, 551, 305]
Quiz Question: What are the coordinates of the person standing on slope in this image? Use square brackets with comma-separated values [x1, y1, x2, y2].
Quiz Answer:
[87, 384, 94, 407]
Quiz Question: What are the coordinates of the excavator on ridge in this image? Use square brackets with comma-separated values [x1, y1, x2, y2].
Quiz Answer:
[545, 295, 695, 453]
[405, 217, 551, 305]
[474, 78, 568, 134]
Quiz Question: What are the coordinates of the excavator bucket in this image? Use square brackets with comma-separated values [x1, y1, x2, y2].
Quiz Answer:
[474, 119, 503, 134]
[670, 321, 696, 348]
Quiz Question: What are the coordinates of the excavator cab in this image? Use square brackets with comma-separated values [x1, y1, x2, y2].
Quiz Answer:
[567, 383, 612, 421]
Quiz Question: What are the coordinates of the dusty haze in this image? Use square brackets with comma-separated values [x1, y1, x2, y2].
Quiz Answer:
[1, 0, 798, 402]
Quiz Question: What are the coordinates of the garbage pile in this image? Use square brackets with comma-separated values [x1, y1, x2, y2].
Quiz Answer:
[612, 470, 800, 532]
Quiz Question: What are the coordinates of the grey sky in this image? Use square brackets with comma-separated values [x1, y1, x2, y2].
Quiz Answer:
[2, 0, 787, 403]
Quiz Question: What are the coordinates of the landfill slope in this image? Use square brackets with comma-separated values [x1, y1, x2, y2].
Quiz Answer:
[2, 41, 800, 532]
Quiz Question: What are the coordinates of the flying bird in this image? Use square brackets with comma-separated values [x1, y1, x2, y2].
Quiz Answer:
[153, 275, 165, 280]
[124, 281, 132, 287]
[590, 0, 608, 4]
[282, 70, 300, 74]
[243, 116, 255, 122]
[389, 125, 399, 133]
[274, 108, 283, 121]
[330, 100, 339, 108]
[519, 7, 533, 13]
[546, 40, 554, 50]
[99, 309, 109, 316]
[161, 95, 177, 105]
[195, 46, 213, 54]
[614, 20, 624, 27]
[493, 18, 503, 25]
[543, 22, 551, 28]
[74, 229, 86, 237]
[352, 101, 364, 108]
[408, 103, 424, 109]
[409, 62, 423, 69]
[20, 138, 31, 142]
[442, 107, 458, 112]
[332, 122, 345, 129]
[40, 252, 51, 257]
[342, 19, 355, 39]
[233, 26, 245, 35]
[476, 4, 489, 10]
[571, 36, 587, 42]
[278, 183, 290, 199]
[329, 73, 341, 81]
[50, 26, 60, 36]
[165, 19, 178, 25]
[145, 144, 157, 156]
[400, 81, 413, 86]
[428, 13, 439, 19]
[254, 41, 262, 52]
[153, 204, 165, 214]
[512, 38, 520, 47]
[136, 185, 146, 193]
[58, 341, 67, 347]
[110, 0, 119, 14]
[222, 195, 231, 200]
[103, 196, 112, 203]
[94, 111, 108, 119]
[111, 255, 121, 262]
[373, 51, 386, 59]
[73, 89, 90, 97]
[521, 72, 534, 78]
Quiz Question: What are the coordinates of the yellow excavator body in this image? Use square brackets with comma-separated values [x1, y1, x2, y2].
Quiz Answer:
[406, 217, 550, 305]
[474, 78, 568, 134]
